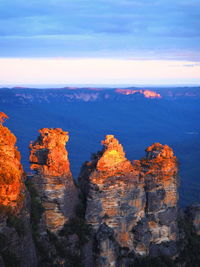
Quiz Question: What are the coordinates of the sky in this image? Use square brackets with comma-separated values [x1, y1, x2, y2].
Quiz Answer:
[0, 0, 200, 86]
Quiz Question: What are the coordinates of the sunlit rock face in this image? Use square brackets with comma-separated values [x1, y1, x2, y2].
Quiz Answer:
[0, 113, 24, 209]
[141, 143, 179, 257]
[30, 128, 71, 176]
[0, 113, 37, 267]
[115, 89, 161, 98]
[79, 138, 179, 266]
[79, 135, 146, 267]
[30, 128, 78, 232]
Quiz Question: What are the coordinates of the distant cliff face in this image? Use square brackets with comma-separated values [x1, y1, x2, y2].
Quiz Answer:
[1, 87, 200, 105]
[115, 89, 161, 98]
[0, 113, 24, 209]
[79, 137, 179, 266]
[30, 128, 78, 232]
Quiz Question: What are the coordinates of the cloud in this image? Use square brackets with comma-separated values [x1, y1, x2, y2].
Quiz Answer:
[0, 0, 199, 59]
[0, 0, 199, 36]
[0, 34, 200, 62]
[183, 63, 200, 67]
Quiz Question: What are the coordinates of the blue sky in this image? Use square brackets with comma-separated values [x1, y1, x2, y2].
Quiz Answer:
[0, 0, 200, 85]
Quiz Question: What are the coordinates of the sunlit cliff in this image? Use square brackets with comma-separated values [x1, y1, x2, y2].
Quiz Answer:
[116, 89, 162, 98]
[0, 112, 24, 209]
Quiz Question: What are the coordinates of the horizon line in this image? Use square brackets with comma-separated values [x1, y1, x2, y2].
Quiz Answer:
[0, 83, 200, 89]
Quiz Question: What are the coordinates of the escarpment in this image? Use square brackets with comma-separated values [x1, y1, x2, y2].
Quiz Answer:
[29, 128, 78, 232]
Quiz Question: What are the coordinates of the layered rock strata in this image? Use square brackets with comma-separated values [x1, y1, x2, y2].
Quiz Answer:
[79, 137, 179, 266]
[79, 135, 146, 267]
[141, 143, 179, 257]
[30, 128, 78, 232]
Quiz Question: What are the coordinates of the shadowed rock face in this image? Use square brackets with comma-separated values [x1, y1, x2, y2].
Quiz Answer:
[141, 143, 179, 257]
[0, 116, 24, 209]
[30, 128, 78, 232]
[186, 204, 200, 235]
[79, 135, 146, 267]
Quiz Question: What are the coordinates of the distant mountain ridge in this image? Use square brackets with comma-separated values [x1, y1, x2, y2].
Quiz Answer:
[0, 86, 200, 103]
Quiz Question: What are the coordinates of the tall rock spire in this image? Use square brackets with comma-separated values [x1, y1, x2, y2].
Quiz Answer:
[79, 135, 146, 267]
[30, 128, 71, 176]
[29, 128, 78, 232]
[141, 143, 179, 257]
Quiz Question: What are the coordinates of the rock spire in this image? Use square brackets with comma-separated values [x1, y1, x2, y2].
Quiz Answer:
[141, 143, 179, 257]
[29, 128, 78, 232]
[79, 135, 146, 267]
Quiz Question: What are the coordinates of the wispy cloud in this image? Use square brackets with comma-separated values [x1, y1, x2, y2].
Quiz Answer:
[0, 0, 199, 60]
[183, 63, 200, 67]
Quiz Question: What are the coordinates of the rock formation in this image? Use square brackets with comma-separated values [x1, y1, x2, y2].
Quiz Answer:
[0, 116, 198, 266]
[0, 113, 37, 267]
[79, 137, 179, 266]
[79, 135, 146, 267]
[0, 113, 24, 209]
[141, 143, 179, 257]
[115, 89, 161, 98]
[29, 128, 78, 232]
[186, 204, 200, 236]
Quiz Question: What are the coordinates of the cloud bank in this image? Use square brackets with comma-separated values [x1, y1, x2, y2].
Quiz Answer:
[0, 0, 200, 60]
